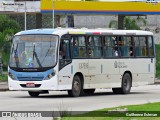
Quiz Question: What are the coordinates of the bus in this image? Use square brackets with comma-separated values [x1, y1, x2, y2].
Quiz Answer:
[8, 28, 156, 97]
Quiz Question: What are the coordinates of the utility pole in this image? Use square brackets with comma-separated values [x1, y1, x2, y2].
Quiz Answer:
[24, 0, 27, 30]
[118, 15, 125, 30]
[0, 51, 3, 74]
[52, 0, 54, 28]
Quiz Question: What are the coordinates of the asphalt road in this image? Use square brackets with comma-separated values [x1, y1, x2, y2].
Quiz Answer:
[0, 84, 160, 112]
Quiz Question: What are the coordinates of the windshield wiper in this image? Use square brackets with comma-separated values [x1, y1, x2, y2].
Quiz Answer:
[11, 43, 14, 54]
[33, 44, 42, 68]
[41, 40, 52, 64]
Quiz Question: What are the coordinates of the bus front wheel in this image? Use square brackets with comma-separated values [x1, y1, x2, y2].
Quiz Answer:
[68, 75, 82, 97]
[112, 73, 132, 94]
[28, 91, 40, 97]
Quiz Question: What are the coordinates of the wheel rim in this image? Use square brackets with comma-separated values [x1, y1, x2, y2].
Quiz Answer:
[73, 80, 80, 94]
[123, 76, 130, 91]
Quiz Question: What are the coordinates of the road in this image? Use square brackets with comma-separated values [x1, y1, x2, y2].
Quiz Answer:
[0, 84, 160, 119]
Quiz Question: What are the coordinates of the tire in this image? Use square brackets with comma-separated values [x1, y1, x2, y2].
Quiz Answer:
[28, 91, 40, 97]
[84, 89, 95, 95]
[112, 73, 132, 94]
[68, 75, 82, 97]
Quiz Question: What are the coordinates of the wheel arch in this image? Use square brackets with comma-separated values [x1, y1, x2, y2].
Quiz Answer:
[74, 72, 84, 89]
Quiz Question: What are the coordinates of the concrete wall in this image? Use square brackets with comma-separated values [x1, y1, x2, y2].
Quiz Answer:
[74, 15, 117, 28]
[74, 15, 160, 44]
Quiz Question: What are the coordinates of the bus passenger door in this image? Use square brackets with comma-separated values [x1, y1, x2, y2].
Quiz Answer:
[58, 38, 72, 90]
[70, 36, 90, 89]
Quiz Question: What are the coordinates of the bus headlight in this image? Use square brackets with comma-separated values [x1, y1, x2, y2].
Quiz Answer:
[9, 72, 16, 80]
[45, 71, 56, 80]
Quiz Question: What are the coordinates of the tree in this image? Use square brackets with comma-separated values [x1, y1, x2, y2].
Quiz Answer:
[0, 15, 20, 72]
[0, 15, 19, 50]
[0, 15, 20, 33]
[109, 16, 147, 30]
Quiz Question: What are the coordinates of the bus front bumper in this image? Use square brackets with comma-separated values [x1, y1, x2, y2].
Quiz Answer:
[8, 77, 58, 91]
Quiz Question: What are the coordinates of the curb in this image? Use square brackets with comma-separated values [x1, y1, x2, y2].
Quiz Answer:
[154, 82, 160, 84]
[0, 82, 9, 91]
[0, 88, 9, 91]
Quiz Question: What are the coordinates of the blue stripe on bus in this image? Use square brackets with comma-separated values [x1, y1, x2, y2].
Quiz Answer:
[9, 68, 54, 81]
[148, 64, 150, 72]
[71, 65, 73, 74]
[101, 64, 103, 74]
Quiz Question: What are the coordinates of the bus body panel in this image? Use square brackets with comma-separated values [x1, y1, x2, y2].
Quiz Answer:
[119, 58, 155, 86]
[8, 28, 155, 93]
[71, 59, 90, 89]
[88, 59, 121, 88]
[58, 63, 73, 90]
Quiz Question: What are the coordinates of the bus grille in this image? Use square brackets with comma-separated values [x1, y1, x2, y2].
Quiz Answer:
[17, 77, 44, 81]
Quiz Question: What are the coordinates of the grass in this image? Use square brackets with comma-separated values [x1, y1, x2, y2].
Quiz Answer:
[61, 102, 160, 120]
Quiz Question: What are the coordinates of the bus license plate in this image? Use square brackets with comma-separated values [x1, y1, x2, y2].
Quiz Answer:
[26, 83, 35, 87]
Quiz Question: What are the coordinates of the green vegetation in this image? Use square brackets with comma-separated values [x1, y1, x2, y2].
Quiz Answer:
[0, 15, 20, 72]
[156, 44, 160, 77]
[0, 74, 7, 81]
[0, 15, 20, 33]
[60, 102, 160, 120]
[109, 16, 146, 30]
[1, 50, 10, 71]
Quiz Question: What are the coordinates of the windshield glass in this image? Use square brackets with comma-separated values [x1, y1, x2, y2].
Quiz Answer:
[9, 35, 58, 69]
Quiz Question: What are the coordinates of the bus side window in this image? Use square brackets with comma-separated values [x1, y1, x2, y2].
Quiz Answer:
[104, 36, 114, 58]
[71, 37, 79, 58]
[134, 36, 148, 57]
[79, 47, 85, 57]
[119, 36, 133, 57]
[71, 36, 86, 58]
[88, 36, 94, 57]
[88, 36, 102, 58]
[93, 36, 102, 57]
[78, 36, 86, 57]
[148, 36, 154, 57]
[134, 37, 141, 56]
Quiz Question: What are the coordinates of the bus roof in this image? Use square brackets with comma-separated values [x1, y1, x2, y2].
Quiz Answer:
[15, 28, 153, 36]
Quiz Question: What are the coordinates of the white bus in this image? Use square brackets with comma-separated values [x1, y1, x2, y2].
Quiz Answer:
[8, 28, 155, 97]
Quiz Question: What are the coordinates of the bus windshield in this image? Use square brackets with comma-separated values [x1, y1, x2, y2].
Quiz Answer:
[9, 35, 58, 69]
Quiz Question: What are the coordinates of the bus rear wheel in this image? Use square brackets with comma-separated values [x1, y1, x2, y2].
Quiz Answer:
[68, 75, 82, 97]
[112, 73, 132, 94]
[28, 91, 40, 97]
